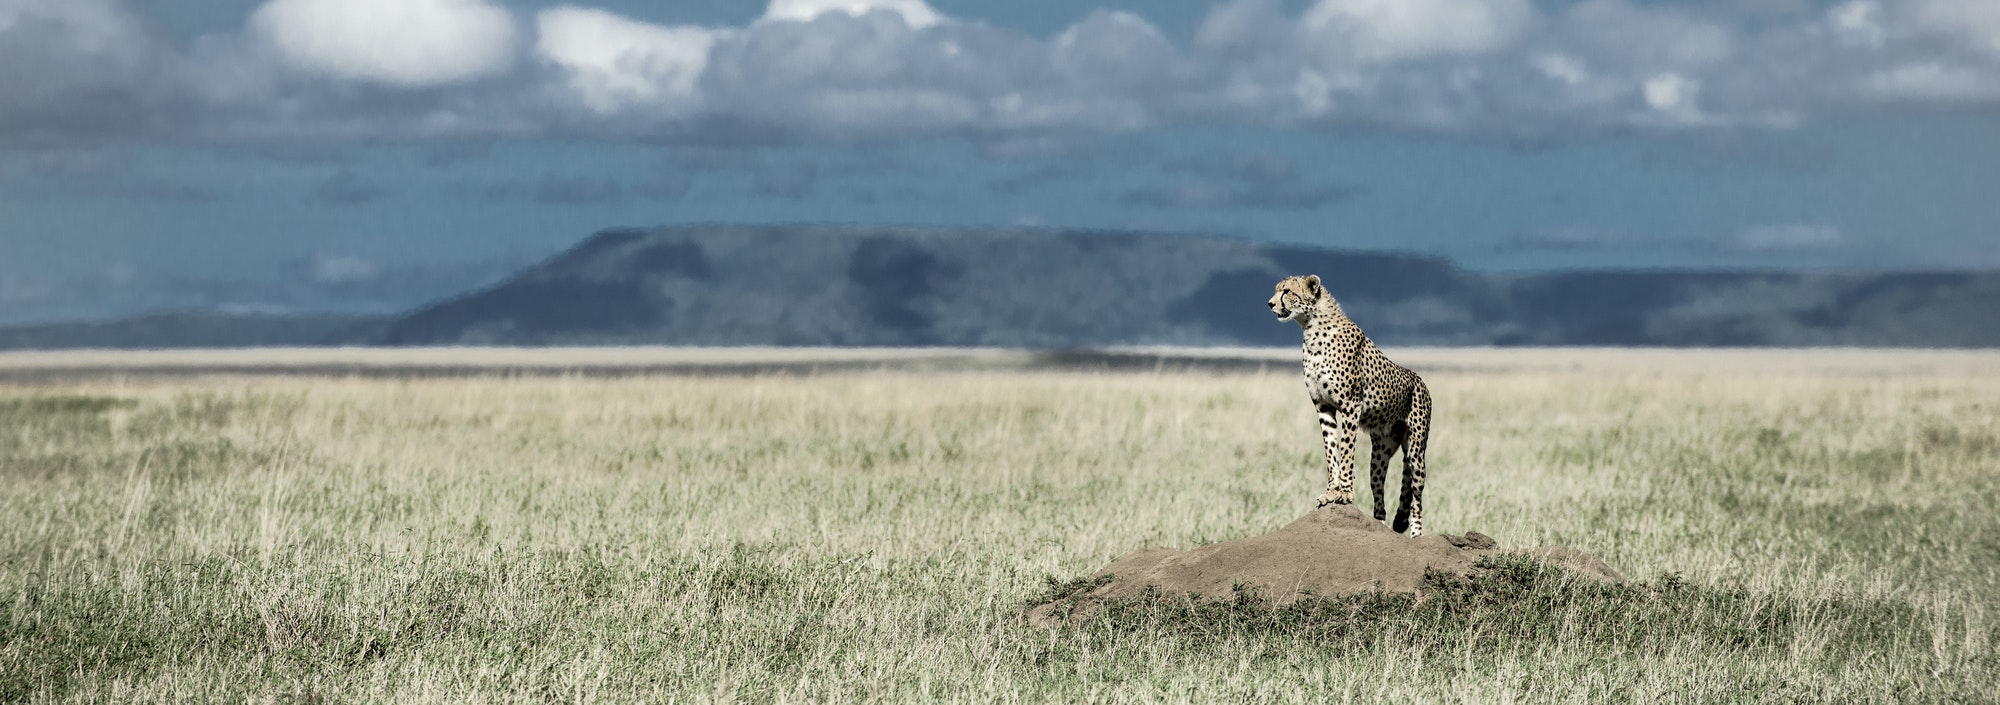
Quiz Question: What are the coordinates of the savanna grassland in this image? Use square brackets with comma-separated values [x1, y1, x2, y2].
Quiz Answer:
[2, 350, 1997, 703]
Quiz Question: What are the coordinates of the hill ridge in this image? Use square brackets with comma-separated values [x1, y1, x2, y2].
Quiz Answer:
[6, 225, 1999, 349]
[353, 225, 2000, 348]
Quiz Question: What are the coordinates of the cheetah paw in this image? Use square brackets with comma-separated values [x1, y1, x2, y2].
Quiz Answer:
[1315, 490, 1354, 507]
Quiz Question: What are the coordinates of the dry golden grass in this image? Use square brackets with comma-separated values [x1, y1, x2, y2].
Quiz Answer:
[2, 348, 1996, 702]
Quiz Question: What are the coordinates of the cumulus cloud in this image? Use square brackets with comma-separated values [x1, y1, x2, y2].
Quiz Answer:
[1864, 62, 2000, 101]
[701, 12, 990, 137]
[1827, 1, 1887, 49]
[1905, 0, 2000, 55]
[761, 0, 942, 29]
[0, 0, 146, 52]
[5, 0, 2000, 144]
[1300, 0, 1535, 62]
[535, 7, 720, 115]
[248, 0, 518, 87]
[0, 0, 185, 145]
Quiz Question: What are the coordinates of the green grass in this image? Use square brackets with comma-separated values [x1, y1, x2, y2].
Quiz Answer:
[2, 362, 1997, 702]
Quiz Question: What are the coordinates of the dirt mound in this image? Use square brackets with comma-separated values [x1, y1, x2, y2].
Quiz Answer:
[1030, 505, 1623, 626]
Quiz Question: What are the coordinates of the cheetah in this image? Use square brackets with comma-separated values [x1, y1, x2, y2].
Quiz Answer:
[1268, 274, 1434, 536]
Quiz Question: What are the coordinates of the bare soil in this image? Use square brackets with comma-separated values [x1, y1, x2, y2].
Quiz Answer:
[1030, 504, 1624, 626]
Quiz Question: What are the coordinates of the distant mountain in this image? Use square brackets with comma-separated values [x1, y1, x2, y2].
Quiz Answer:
[348, 225, 2000, 348]
[0, 313, 384, 350]
[8, 226, 1998, 350]
[353, 226, 1486, 347]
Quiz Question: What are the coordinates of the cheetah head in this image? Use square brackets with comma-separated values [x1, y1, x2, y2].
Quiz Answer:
[1268, 275, 1323, 325]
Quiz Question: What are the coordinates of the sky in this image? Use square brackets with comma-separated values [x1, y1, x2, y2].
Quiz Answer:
[1, 0, 1998, 323]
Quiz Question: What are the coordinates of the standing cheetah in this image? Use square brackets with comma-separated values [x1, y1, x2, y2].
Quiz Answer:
[1268, 275, 1434, 536]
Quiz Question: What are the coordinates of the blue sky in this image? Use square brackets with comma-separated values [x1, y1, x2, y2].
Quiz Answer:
[1, 0, 1998, 323]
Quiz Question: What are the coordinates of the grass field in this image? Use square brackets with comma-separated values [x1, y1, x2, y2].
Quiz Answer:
[3, 349, 1997, 702]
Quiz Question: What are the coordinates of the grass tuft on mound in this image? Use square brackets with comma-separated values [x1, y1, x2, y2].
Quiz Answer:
[1063, 555, 1910, 652]
[1042, 555, 1991, 701]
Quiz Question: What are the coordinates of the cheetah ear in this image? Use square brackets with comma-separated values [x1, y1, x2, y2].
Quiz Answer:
[1305, 275, 1321, 293]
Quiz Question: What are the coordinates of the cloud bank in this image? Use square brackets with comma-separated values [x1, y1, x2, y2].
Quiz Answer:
[5, 0, 2000, 145]
[249, 0, 520, 87]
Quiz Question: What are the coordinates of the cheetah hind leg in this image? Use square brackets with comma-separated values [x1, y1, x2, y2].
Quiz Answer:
[1392, 388, 1431, 537]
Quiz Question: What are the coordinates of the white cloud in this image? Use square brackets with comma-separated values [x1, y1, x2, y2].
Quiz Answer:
[1864, 62, 2000, 101]
[1906, 0, 2000, 55]
[535, 6, 720, 115]
[701, 8, 1104, 137]
[1643, 73, 1696, 112]
[1300, 0, 1536, 62]
[0, 0, 148, 56]
[1826, 1, 1887, 49]
[1043, 11, 1179, 128]
[1533, 54, 1590, 86]
[1552, 0, 1735, 73]
[761, 0, 942, 29]
[248, 0, 519, 87]
[9, 0, 2000, 143]
[1054, 11, 1173, 77]
[1192, 0, 1290, 53]
[0, 0, 183, 145]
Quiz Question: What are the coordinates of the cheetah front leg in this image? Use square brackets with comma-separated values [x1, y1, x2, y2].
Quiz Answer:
[1368, 425, 1405, 523]
[1314, 402, 1359, 507]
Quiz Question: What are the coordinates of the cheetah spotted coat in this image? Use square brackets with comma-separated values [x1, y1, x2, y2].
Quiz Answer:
[1268, 274, 1434, 536]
